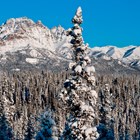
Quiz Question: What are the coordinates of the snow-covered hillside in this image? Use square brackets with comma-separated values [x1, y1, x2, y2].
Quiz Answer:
[91, 45, 140, 61]
[0, 17, 71, 69]
[91, 46, 140, 69]
[0, 17, 68, 52]
[0, 17, 140, 73]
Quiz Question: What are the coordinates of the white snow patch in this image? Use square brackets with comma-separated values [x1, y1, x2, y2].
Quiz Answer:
[102, 55, 111, 60]
[90, 90, 98, 98]
[75, 65, 82, 73]
[30, 49, 42, 57]
[12, 68, 20, 71]
[84, 66, 95, 75]
[26, 58, 39, 64]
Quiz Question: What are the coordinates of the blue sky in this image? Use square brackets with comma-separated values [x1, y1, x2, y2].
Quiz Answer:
[0, 0, 140, 47]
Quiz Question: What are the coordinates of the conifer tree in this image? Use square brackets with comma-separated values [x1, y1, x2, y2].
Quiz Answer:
[59, 7, 99, 140]
[0, 108, 14, 140]
[36, 109, 58, 140]
[24, 115, 35, 140]
[0, 85, 14, 140]
[98, 84, 114, 140]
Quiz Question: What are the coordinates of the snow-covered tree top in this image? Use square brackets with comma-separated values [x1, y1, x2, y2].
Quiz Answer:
[72, 7, 83, 24]
[76, 7, 82, 17]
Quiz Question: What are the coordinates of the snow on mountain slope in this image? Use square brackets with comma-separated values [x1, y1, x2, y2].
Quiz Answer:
[0, 17, 140, 73]
[0, 17, 66, 54]
[91, 45, 140, 71]
[122, 47, 140, 62]
[0, 17, 72, 72]
[91, 46, 125, 59]
[91, 46, 140, 62]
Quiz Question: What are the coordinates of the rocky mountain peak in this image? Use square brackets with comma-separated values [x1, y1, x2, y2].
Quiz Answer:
[0, 17, 67, 53]
[0, 17, 140, 74]
[6, 17, 34, 26]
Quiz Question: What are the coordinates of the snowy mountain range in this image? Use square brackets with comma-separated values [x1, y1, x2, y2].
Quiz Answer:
[0, 17, 140, 74]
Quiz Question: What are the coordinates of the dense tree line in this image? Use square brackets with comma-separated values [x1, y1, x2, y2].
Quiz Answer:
[0, 71, 140, 139]
[0, 70, 68, 139]
[97, 74, 140, 140]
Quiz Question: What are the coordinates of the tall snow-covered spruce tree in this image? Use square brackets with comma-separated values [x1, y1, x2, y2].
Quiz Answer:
[59, 7, 99, 140]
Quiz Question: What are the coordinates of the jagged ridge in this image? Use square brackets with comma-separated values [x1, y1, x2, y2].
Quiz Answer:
[0, 17, 140, 73]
